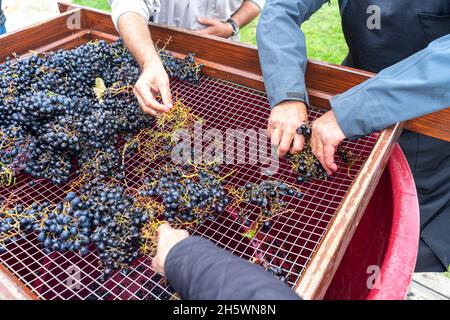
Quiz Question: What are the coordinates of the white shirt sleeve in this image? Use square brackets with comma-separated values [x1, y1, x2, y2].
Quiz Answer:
[109, 0, 161, 31]
[247, 0, 265, 10]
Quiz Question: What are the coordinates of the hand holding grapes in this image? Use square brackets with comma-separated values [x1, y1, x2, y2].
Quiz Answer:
[268, 101, 308, 157]
[134, 58, 173, 116]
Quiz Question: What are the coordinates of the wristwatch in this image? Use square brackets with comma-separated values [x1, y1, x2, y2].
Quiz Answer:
[226, 18, 240, 37]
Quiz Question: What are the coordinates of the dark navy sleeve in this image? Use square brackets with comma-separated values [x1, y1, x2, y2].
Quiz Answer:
[331, 34, 450, 140]
[164, 236, 301, 300]
[256, 0, 330, 108]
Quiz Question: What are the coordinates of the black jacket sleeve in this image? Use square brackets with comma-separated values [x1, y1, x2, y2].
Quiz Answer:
[164, 236, 301, 300]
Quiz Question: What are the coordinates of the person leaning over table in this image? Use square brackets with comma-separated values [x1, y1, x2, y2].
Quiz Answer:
[108, 0, 265, 116]
[152, 223, 301, 300]
[0, 0, 6, 35]
[257, 0, 450, 272]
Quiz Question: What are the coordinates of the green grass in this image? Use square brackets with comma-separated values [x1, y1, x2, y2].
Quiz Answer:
[72, 0, 111, 11]
[444, 266, 450, 279]
[302, 1, 347, 64]
[72, 0, 346, 64]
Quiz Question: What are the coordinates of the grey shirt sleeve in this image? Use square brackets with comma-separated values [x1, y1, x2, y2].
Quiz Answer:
[256, 0, 330, 108]
[331, 34, 450, 140]
[109, 0, 160, 31]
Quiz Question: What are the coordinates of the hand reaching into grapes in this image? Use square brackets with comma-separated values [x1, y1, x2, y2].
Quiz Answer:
[133, 58, 173, 116]
[268, 101, 308, 157]
[152, 223, 189, 275]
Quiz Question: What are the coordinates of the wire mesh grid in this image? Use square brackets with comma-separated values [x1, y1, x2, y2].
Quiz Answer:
[0, 75, 378, 300]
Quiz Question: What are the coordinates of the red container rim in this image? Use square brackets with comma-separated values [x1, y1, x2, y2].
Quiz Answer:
[367, 144, 420, 300]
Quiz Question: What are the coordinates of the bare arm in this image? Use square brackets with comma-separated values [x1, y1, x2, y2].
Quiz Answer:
[197, 1, 262, 38]
[231, 0, 262, 29]
[117, 12, 172, 115]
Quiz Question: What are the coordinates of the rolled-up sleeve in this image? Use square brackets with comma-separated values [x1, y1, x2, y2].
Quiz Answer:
[248, 0, 266, 10]
[256, 0, 329, 108]
[331, 34, 450, 140]
[109, 0, 160, 31]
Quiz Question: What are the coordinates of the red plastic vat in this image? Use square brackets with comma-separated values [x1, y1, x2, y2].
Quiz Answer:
[325, 144, 420, 300]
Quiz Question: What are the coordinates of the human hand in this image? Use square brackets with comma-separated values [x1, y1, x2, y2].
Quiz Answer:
[268, 101, 308, 157]
[134, 58, 173, 116]
[311, 110, 346, 175]
[151, 223, 189, 275]
[196, 17, 234, 38]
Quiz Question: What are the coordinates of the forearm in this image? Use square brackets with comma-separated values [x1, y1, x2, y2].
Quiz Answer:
[109, 0, 157, 30]
[331, 34, 450, 140]
[231, 1, 261, 29]
[117, 12, 160, 69]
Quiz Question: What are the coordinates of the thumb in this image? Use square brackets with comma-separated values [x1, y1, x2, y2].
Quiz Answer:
[197, 16, 216, 26]
[323, 144, 338, 173]
[158, 81, 173, 108]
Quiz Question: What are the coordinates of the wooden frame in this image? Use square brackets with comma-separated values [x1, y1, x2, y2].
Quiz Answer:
[0, 3, 436, 299]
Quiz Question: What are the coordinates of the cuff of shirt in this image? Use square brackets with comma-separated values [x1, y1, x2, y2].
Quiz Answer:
[265, 71, 309, 108]
[164, 236, 207, 298]
[330, 90, 378, 140]
[247, 0, 266, 10]
[110, 0, 153, 31]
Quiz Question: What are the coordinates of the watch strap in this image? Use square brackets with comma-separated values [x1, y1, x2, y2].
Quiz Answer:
[226, 18, 239, 37]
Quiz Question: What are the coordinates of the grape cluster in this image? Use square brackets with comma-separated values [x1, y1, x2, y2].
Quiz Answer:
[142, 165, 229, 224]
[287, 144, 329, 183]
[0, 39, 203, 186]
[235, 181, 302, 232]
[296, 123, 312, 138]
[285, 123, 328, 183]
[86, 182, 149, 280]
[0, 195, 91, 255]
[1, 183, 150, 279]
[0, 206, 24, 253]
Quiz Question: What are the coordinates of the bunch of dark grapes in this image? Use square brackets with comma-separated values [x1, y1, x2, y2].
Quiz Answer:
[0, 203, 31, 253]
[160, 51, 203, 84]
[284, 123, 328, 183]
[1, 183, 149, 279]
[142, 165, 229, 224]
[85, 181, 149, 280]
[37, 192, 91, 255]
[0, 39, 203, 186]
[296, 123, 312, 137]
[236, 181, 301, 231]
[0, 194, 91, 256]
[287, 145, 329, 183]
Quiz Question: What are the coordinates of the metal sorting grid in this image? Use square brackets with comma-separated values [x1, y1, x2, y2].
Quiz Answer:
[0, 76, 378, 300]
